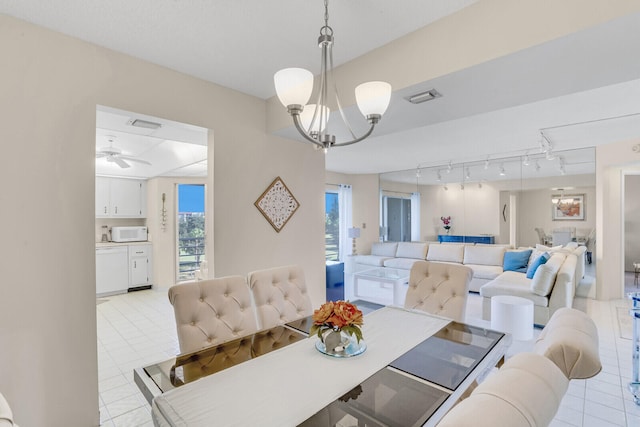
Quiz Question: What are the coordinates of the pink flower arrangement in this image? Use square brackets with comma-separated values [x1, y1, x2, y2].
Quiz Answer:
[441, 216, 451, 231]
[310, 301, 364, 343]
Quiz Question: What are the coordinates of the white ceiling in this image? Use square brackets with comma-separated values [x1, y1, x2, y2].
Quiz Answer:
[3, 1, 639, 178]
[95, 106, 208, 179]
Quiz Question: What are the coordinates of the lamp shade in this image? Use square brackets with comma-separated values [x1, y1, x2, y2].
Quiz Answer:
[355, 81, 392, 117]
[299, 104, 330, 133]
[348, 227, 361, 238]
[274, 68, 314, 107]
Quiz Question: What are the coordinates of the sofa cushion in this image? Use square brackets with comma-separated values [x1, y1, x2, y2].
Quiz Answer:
[383, 257, 420, 270]
[463, 245, 506, 266]
[465, 264, 503, 280]
[531, 263, 557, 296]
[503, 249, 532, 272]
[535, 244, 564, 252]
[352, 255, 392, 267]
[394, 242, 427, 259]
[426, 244, 464, 263]
[479, 272, 549, 307]
[526, 252, 549, 279]
[371, 242, 398, 257]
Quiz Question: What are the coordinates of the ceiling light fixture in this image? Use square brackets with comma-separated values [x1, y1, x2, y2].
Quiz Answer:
[535, 160, 541, 172]
[523, 152, 530, 166]
[540, 131, 555, 160]
[465, 168, 471, 180]
[415, 168, 421, 178]
[499, 164, 506, 176]
[436, 170, 442, 182]
[484, 157, 490, 170]
[405, 89, 442, 104]
[447, 160, 453, 173]
[274, 0, 392, 152]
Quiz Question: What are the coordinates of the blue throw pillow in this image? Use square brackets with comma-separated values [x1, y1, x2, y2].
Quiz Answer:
[526, 252, 550, 279]
[503, 249, 533, 273]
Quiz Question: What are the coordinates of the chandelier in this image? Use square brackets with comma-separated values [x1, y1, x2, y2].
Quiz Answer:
[274, 0, 392, 152]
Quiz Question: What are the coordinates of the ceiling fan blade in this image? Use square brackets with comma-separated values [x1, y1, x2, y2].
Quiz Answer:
[96, 152, 109, 159]
[113, 157, 131, 168]
[119, 156, 152, 166]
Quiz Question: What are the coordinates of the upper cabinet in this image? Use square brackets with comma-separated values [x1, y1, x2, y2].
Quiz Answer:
[96, 177, 147, 218]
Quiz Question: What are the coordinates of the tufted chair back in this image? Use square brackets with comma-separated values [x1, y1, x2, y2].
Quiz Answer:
[404, 261, 472, 322]
[248, 265, 313, 329]
[168, 276, 258, 354]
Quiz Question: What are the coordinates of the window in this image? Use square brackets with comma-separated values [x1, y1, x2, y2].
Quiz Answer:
[325, 191, 339, 261]
[177, 184, 205, 282]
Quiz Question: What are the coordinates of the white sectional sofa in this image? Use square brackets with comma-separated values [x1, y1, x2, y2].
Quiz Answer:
[352, 241, 586, 325]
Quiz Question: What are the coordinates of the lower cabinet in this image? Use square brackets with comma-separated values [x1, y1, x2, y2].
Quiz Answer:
[129, 244, 153, 290]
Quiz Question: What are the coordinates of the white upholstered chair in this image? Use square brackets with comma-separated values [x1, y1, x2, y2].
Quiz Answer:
[248, 265, 313, 329]
[168, 276, 258, 354]
[436, 352, 569, 427]
[404, 261, 472, 322]
[0, 393, 17, 427]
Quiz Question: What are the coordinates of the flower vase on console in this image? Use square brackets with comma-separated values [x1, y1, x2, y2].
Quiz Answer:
[441, 216, 452, 235]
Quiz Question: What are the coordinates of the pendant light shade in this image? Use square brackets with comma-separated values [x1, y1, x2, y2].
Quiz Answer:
[299, 104, 330, 134]
[355, 81, 392, 118]
[274, 68, 314, 108]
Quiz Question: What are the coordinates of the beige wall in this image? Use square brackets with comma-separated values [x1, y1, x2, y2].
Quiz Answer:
[596, 138, 640, 300]
[517, 186, 596, 248]
[0, 15, 324, 427]
[625, 174, 640, 271]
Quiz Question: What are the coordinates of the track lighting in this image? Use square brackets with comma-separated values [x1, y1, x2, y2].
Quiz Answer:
[447, 160, 452, 173]
[499, 164, 506, 176]
[523, 152, 530, 166]
[465, 168, 471, 180]
[535, 160, 541, 172]
[436, 170, 442, 182]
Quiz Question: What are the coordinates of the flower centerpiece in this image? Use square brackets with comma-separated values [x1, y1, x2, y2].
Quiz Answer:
[310, 301, 364, 354]
[441, 216, 452, 234]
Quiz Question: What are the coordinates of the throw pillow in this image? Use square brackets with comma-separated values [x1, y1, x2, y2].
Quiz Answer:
[503, 249, 533, 272]
[526, 252, 550, 279]
[531, 264, 556, 296]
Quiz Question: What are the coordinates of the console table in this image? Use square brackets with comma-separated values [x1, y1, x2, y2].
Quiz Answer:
[438, 234, 495, 244]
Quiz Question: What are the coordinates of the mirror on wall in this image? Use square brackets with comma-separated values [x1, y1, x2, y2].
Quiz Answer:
[379, 147, 596, 250]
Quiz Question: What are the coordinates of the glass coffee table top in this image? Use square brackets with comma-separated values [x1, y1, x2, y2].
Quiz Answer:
[356, 267, 409, 280]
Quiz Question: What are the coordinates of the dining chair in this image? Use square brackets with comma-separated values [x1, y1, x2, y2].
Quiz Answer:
[551, 230, 572, 246]
[534, 227, 551, 246]
[168, 276, 258, 354]
[404, 261, 472, 322]
[248, 265, 313, 329]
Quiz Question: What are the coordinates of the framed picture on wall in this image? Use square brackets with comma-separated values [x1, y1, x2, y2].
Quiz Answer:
[552, 194, 585, 220]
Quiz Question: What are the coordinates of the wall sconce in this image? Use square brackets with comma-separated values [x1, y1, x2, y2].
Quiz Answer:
[348, 227, 361, 255]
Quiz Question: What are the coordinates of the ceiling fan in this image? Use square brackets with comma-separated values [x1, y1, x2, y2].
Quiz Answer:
[96, 136, 152, 169]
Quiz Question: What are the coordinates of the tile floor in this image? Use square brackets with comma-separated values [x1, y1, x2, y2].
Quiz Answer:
[97, 281, 640, 426]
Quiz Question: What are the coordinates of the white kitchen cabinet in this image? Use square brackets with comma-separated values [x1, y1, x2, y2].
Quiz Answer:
[129, 244, 153, 290]
[96, 176, 147, 218]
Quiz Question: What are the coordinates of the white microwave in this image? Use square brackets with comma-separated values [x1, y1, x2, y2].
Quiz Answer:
[111, 226, 147, 243]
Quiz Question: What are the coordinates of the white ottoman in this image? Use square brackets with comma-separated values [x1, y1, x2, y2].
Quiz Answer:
[491, 295, 534, 340]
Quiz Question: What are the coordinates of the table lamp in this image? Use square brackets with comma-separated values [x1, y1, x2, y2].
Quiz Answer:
[348, 227, 361, 255]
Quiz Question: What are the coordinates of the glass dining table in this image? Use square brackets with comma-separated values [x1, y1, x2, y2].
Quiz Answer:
[135, 306, 509, 427]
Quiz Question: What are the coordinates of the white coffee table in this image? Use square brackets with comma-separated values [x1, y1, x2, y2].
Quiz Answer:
[353, 267, 409, 306]
[490, 295, 534, 341]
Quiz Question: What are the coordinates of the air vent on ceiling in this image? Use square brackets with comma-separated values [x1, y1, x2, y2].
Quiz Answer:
[128, 119, 162, 130]
[405, 89, 442, 104]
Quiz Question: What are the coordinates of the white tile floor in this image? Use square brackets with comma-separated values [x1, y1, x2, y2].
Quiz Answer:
[97, 285, 640, 426]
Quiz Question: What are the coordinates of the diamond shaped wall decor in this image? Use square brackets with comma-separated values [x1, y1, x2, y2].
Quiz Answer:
[254, 177, 300, 233]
